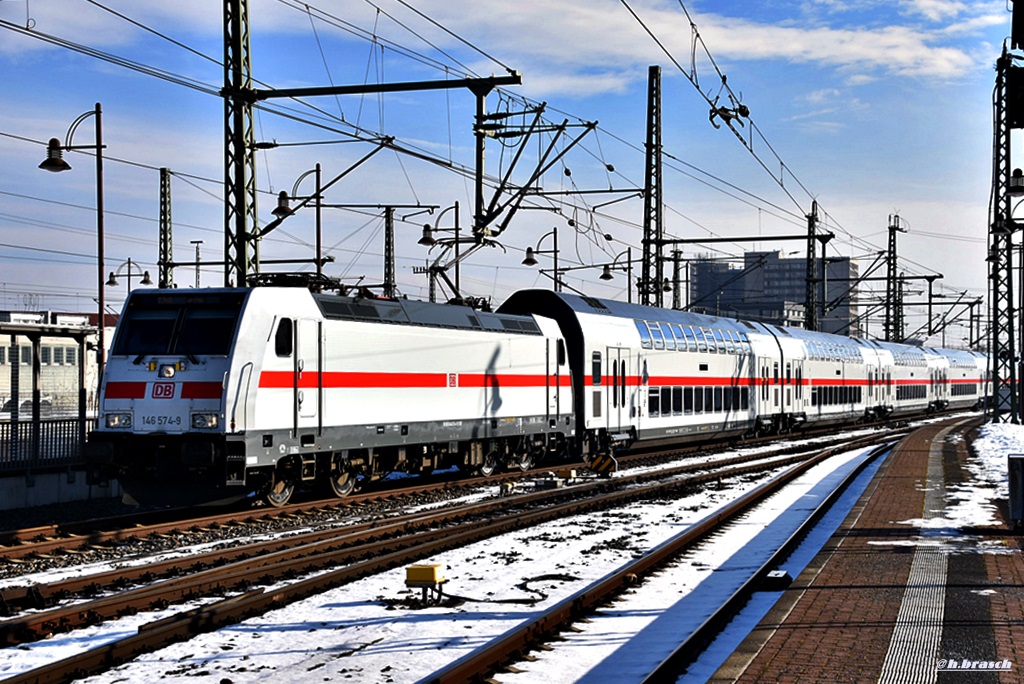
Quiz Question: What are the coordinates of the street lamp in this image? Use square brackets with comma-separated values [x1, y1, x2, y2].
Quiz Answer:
[522, 228, 560, 292]
[599, 248, 634, 303]
[39, 102, 106, 381]
[417, 202, 464, 302]
[106, 258, 153, 295]
[273, 163, 325, 276]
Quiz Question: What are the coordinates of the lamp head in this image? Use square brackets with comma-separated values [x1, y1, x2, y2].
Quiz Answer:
[418, 225, 436, 246]
[522, 247, 538, 267]
[600, 265, 613, 281]
[39, 138, 71, 172]
[271, 190, 293, 218]
[106, 272, 118, 287]
[141, 271, 153, 286]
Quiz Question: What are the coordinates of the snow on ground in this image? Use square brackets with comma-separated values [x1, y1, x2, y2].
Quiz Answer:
[5, 419, 1019, 684]
[0, 445, 881, 684]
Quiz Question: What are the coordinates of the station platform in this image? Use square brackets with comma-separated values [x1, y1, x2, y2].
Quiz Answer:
[713, 416, 1024, 683]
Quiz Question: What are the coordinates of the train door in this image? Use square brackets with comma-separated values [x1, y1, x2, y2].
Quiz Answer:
[295, 319, 321, 428]
[548, 338, 564, 424]
[791, 359, 804, 414]
[757, 356, 775, 416]
[606, 346, 631, 433]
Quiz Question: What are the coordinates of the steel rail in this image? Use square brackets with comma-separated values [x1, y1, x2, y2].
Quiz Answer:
[0, 441, 844, 643]
[422, 432, 892, 683]
[0, 438, 881, 684]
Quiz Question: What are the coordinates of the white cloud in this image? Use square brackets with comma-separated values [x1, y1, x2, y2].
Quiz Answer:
[903, 0, 968, 22]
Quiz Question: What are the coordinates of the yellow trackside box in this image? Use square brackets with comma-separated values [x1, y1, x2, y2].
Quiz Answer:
[406, 564, 446, 586]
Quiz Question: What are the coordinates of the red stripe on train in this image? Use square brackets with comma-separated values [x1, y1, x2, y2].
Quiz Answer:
[181, 382, 223, 399]
[104, 381, 147, 399]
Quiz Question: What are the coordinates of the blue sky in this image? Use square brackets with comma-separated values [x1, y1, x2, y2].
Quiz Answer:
[0, 0, 1010, 344]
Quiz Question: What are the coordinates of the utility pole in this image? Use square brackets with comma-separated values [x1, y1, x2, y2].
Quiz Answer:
[158, 167, 173, 288]
[991, 38, 1022, 422]
[884, 214, 906, 342]
[641, 65, 663, 307]
[223, 0, 257, 287]
[191, 241, 203, 288]
[804, 200, 819, 331]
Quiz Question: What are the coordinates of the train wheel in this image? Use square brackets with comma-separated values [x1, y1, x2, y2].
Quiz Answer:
[515, 452, 534, 471]
[328, 456, 356, 498]
[479, 452, 499, 477]
[264, 476, 295, 507]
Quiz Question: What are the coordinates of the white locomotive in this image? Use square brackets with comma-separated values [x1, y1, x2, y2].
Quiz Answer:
[87, 287, 987, 506]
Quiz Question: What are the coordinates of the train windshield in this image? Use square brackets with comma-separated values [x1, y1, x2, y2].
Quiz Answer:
[112, 292, 246, 357]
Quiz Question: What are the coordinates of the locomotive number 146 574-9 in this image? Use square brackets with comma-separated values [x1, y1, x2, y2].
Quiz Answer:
[141, 415, 183, 427]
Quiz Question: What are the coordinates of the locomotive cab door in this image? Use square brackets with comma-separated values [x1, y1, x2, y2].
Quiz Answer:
[295, 319, 321, 427]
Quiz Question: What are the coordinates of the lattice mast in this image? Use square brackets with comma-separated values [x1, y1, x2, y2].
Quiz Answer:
[641, 65, 664, 307]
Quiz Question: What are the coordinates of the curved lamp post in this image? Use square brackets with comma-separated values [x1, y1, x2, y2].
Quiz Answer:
[522, 228, 560, 292]
[106, 258, 153, 296]
[39, 102, 106, 381]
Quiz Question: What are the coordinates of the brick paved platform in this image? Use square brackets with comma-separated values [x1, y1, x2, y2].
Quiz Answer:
[712, 416, 1024, 683]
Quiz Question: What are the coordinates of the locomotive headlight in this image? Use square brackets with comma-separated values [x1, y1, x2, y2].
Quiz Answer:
[191, 412, 219, 429]
[159, 364, 176, 378]
[105, 412, 133, 429]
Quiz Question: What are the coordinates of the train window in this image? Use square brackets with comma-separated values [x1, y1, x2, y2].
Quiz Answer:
[649, 322, 666, 350]
[732, 386, 741, 410]
[713, 330, 726, 353]
[659, 323, 676, 350]
[620, 361, 626, 406]
[558, 340, 566, 366]
[592, 352, 602, 386]
[662, 387, 672, 414]
[741, 387, 750, 410]
[724, 332, 735, 354]
[694, 387, 704, 413]
[672, 387, 683, 415]
[634, 320, 653, 349]
[786, 363, 791, 385]
[670, 324, 686, 351]
[773, 362, 779, 385]
[714, 387, 724, 412]
[649, 391, 660, 417]
[705, 388, 714, 412]
[683, 327, 698, 352]
[701, 329, 716, 354]
[275, 318, 293, 357]
[684, 387, 694, 414]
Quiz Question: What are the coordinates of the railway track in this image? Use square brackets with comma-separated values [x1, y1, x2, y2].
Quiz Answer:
[0, 423, 915, 684]
[0, 419, 910, 569]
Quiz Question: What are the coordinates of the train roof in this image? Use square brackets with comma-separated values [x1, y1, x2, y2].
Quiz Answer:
[500, 289, 867, 344]
[310, 291, 543, 335]
[499, 289, 981, 359]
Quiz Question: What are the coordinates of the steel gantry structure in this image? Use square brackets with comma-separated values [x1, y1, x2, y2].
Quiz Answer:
[220, 0, 524, 289]
[990, 29, 1023, 423]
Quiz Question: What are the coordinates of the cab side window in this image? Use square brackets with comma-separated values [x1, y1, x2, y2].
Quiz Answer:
[275, 318, 293, 357]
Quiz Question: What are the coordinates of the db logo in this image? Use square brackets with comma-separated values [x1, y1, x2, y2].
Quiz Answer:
[152, 382, 175, 399]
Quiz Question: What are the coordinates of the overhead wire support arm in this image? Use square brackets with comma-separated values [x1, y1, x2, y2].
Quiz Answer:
[251, 72, 523, 101]
[255, 139, 391, 239]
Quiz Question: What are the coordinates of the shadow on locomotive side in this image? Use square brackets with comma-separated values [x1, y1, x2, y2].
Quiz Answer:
[86, 286, 986, 508]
